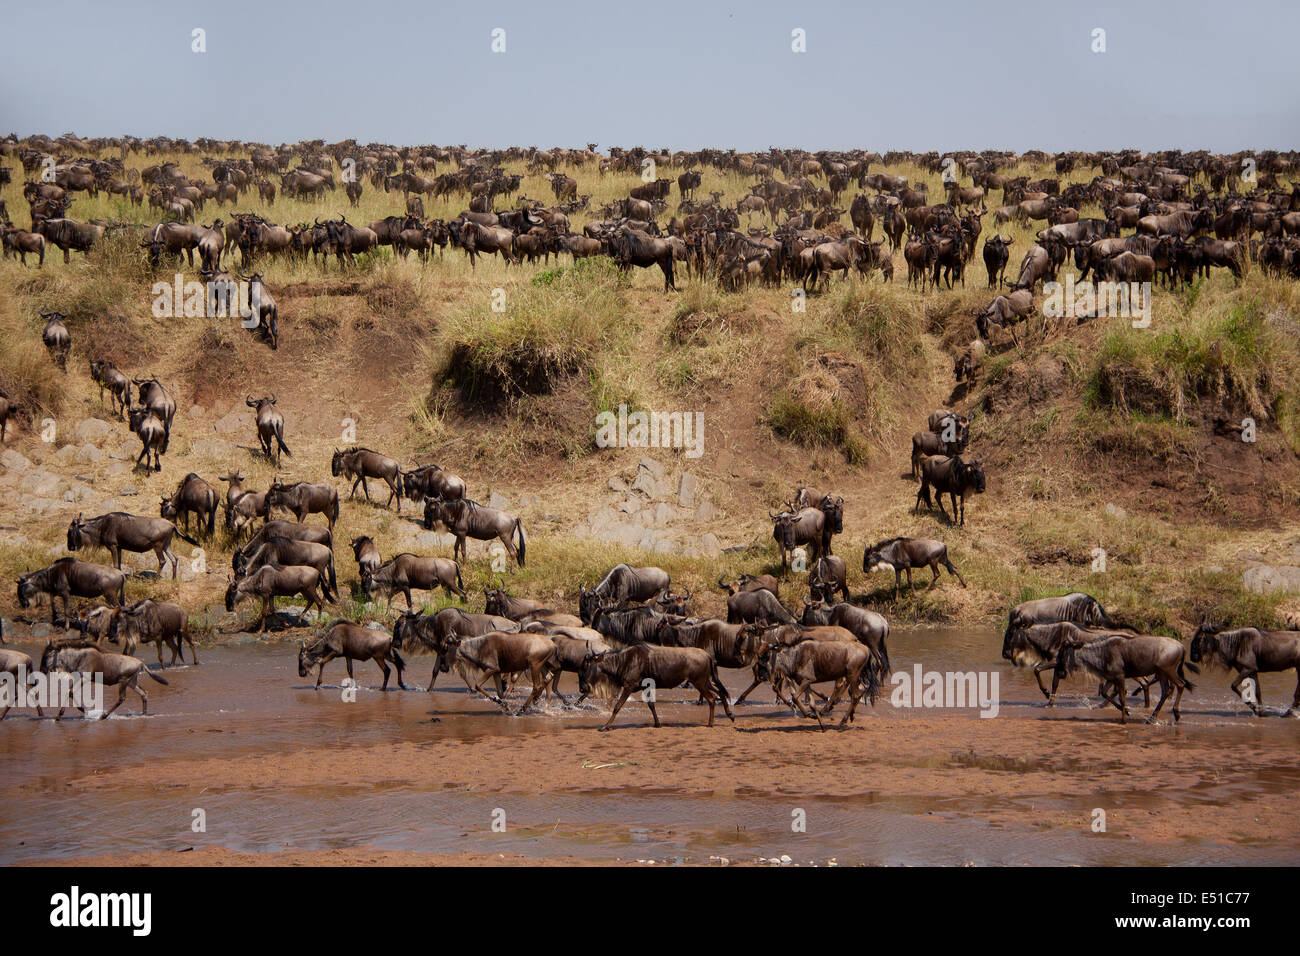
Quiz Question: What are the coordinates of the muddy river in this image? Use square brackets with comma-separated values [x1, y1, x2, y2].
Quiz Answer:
[2, 628, 1297, 865]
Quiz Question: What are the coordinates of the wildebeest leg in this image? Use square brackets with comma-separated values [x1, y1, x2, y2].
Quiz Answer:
[427, 664, 439, 693]
[928, 562, 941, 588]
[349, 474, 362, 499]
[1147, 673, 1173, 723]
[599, 687, 635, 731]
[733, 674, 765, 705]
[893, 568, 902, 599]
[645, 694, 661, 728]
[515, 664, 549, 715]
[905, 567, 915, 592]
[1230, 671, 1262, 715]
[375, 655, 390, 691]
[102, 683, 130, 719]
[345, 657, 355, 682]
[1033, 660, 1057, 702]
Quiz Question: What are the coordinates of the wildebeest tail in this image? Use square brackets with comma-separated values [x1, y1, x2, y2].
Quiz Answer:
[514, 518, 525, 567]
[328, 558, 338, 600]
[455, 561, 464, 596]
[144, 668, 169, 685]
[174, 527, 201, 547]
[387, 646, 406, 670]
[275, 424, 291, 458]
[1180, 657, 1199, 688]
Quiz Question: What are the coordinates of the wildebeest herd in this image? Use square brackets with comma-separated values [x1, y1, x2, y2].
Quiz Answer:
[3, 136, 1299, 726]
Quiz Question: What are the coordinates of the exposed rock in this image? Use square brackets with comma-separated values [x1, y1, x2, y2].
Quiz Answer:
[1103, 503, 1127, 521]
[638, 457, 666, 481]
[608, 476, 629, 494]
[630, 470, 660, 497]
[0, 449, 33, 473]
[699, 533, 722, 556]
[1243, 565, 1300, 595]
[76, 444, 103, 464]
[695, 499, 718, 522]
[678, 472, 698, 509]
[487, 491, 510, 511]
[73, 418, 113, 444]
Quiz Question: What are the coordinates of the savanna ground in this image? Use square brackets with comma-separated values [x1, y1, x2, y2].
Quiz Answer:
[1, 147, 1299, 867]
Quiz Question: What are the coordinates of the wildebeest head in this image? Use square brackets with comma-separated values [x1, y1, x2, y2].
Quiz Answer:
[656, 589, 692, 616]
[223, 576, 239, 612]
[800, 598, 831, 626]
[297, 641, 314, 678]
[1189, 621, 1222, 665]
[246, 394, 276, 413]
[331, 448, 344, 477]
[956, 460, 982, 496]
[819, 495, 844, 534]
[159, 494, 178, 521]
[770, 509, 796, 550]
[435, 635, 463, 675]
[16, 572, 37, 609]
[577, 648, 610, 696]
[67, 514, 86, 551]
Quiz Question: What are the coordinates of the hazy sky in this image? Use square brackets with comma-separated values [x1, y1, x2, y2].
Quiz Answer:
[2, 0, 1296, 152]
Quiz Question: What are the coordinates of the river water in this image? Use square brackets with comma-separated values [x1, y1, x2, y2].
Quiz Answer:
[2, 627, 1297, 865]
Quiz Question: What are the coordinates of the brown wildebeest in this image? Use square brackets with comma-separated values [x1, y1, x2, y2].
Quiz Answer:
[1191, 623, 1300, 716]
[160, 472, 220, 536]
[17, 558, 127, 624]
[606, 226, 676, 291]
[578, 564, 671, 623]
[0, 645, 36, 719]
[234, 536, 338, 602]
[911, 430, 966, 478]
[483, 586, 550, 622]
[731, 622, 860, 705]
[862, 537, 966, 598]
[350, 535, 382, 581]
[799, 599, 891, 677]
[717, 573, 780, 600]
[914, 455, 985, 526]
[112, 599, 197, 667]
[757, 639, 875, 728]
[424, 498, 525, 568]
[89, 359, 131, 418]
[362, 553, 465, 607]
[1, 225, 46, 266]
[725, 586, 797, 626]
[0, 390, 14, 443]
[262, 479, 338, 531]
[224, 566, 327, 633]
[246, 395, 290, 465]
[127, 405, 166, 472]
[67, 511, 196, 579]
[299, 621, 408, 691]
[1054, 635, 1197, 723]
[41, 311, 71, 370]
[437, 631, 559, 715]
[770, 505, 825, 576]
[975, 288, 1034, 344]
[331, 447, 402, 512]
[392, 607, 521, 690]
[39, 639, 168, 719]
[579, 644, 733, 730]
[807, 555, 850, 604]
[219, 471, 268, 538]
[232, 520, 331, 568]
[400, 462, 466, 504]
[1002, 620, 1151, 705]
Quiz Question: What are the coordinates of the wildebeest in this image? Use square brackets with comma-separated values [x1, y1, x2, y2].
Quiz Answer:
[39, 639, 168, 719]
[1, 225, 46, 266]
[246, 395, 291, 465]
[579, 644, 733, 730]
[579, 565, 671, 624]
[350, 535, 382, 581]
[911, 430, 965, 478]
[401, 462, 466, 504]
[862, 537, 966, 598]
[234, 535, 338, 602]
[1054, 635, 1196, 723]
[0, 645, 36, 719]
[424, 498, 525, 568]
[224, 565, 327, 633]
[437, 631, 559, 715]
[1190, 623, 1300, 716]
[770, 505, 825, 576]
[160, 472, 220, 536]
[41, 311, 71, 370]
[1004, 592, 1111, 637]
[17, 557, 127, 624]
[914, 455, 985, 526]
[299, 621, 408, 691]
[133, 376, 176, 451]
[89, 358, 131, 418]
[362, 553, 465, 607]
[726, 586, 797, 626]
[1002, 620, 1142, 704]
[239, 273, 279, 349]
[392, 607, 522, 691]
[756, 639, 875, 728]
[799, 598, 891, 679]
[974, 288, 1034, 344]
[982, 234, 1012, 287]
[127, 405, 166, 472]
[807, 555, 850, 604]
[219, 472, 268, 537]
[262, 479, 338, 531]
[716, 573, 780, 600]
[331, 447, 402, 512]
[113, 599, 197, 667]
[67, 511, 196, 579]
[606, 226, 676, 291]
